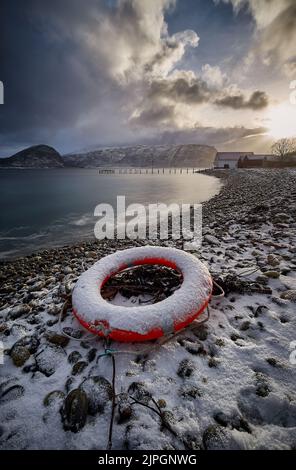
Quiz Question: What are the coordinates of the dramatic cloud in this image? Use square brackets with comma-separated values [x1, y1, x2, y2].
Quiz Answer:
[132, 71, 269, 127]
[215, 90, 269, 110]
[156, 125, 267, 145]
[217, 0, 291, 28]
[145, 73, 210, 105]
[259, 2, 296, 69]
[1, 0, 200, 151]
[201, 64, 228, 89]
[130, 103, 177, 127]
[1, 0, 277, 154]
[218, 0, 296, 73]
[78, 0, 199, 82]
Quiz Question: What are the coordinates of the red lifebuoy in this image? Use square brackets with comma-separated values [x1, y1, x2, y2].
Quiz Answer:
[72, 246, 212, 342]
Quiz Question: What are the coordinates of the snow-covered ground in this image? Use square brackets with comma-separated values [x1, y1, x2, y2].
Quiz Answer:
[0, 169, 296, 450]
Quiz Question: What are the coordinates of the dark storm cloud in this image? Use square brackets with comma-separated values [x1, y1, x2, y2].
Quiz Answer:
[215, 90, 269, 110]
[144, 125, 268, 146]
[130, 104, 177, 126]
[132, 73, 269, 127]
[0, 0, 112, 149]
[147, 76, 210, 104]
[0, 0, 272, 154]
[0, 0, 200, 152]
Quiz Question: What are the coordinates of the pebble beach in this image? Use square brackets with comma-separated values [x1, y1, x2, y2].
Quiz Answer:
[1, 168, 296, 450]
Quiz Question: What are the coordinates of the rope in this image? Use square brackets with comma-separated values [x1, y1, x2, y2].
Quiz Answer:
[97, 348, 118, 359]
[55, 265, 225, 449]
[98, 305, 211, 450]
[129, 395, 178, 439]
[238, 266, 261, 278]
[209, 262, 261, 280]
[100, 305, 212, 449]
[94, 305, 211, 360]
[107, 353, 116, 451]
[55, 265, 224, 449]
[211, 280, 225, 299]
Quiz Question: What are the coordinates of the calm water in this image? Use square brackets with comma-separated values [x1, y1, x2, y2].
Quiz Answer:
[0, 169, 221, 259]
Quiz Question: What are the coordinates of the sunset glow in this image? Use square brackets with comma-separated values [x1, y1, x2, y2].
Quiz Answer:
[266, 103, 296, 140]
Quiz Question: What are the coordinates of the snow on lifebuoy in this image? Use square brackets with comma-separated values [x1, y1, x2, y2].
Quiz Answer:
[72, 246, 212, 342]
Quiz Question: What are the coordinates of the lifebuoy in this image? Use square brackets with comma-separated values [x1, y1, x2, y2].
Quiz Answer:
[72, 246, 212, 342]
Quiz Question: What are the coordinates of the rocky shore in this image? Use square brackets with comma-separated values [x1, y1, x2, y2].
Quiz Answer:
[0, 169, 296, 450]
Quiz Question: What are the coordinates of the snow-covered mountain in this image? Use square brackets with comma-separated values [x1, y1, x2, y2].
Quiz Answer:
[0, 144, 217, 169]
[63, 144, 217, 168]
[0, 145, 64, 168]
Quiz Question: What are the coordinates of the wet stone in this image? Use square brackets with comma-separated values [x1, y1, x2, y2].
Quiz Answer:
[264, 271, 280, 279]
[23, 364, 37, 374]
[208, 357, 219, 368]
[117, 393, 133, 424]
[10, 345, 31, 367]
[35, 344, 65, 377]
[0, 382, 25, 404]
[43, 390, 65, 407]
[61, 389, 88, 433]
[240, 321, 250, 331]
[157, 399, 167, 409]
[68, 351, 82, 365]
[22, 335, 40, 353]
[280, 290, 296, 302]
[87, 348, 97, 363]
[213, 411, 251, 434]
[203, 425, 243, 450]
[193, 325, 208, 341]
[71, 361, 88, 376]
[65, 377, 76, 393]
[177, 359, 195, 378]
[79, 376, 113, 415]
[7, 304, 31, 320]
[180, 339, 206, 356]
[180, 384, 201, 399]
[266, 357, 278, 367]
[127, 382, 151, 404]
[46, 332, 69, 348]
[267, 254, 281, 266]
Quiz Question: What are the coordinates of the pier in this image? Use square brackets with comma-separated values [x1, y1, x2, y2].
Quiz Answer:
[98, 167, 212, 175]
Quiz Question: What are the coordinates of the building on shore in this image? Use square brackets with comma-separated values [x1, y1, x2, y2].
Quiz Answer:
[214, 152, 296, 169]
[238, 154, 296, 168]
[237, 154, 274, 168]
[214, 152, 255, 169]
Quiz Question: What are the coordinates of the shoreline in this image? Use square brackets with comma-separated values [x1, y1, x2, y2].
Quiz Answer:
[0, 167, 295, 269]
[0, 169, 220, 262]
[1, 168, 296, 450]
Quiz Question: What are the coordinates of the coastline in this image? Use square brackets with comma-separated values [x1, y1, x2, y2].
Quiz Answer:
[0, 169, 220, 261]
[1, 168, 296, 450]
[1, 167, 295, 271]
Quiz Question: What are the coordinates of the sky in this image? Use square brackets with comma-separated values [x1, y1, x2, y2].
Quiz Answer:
[1, 0, 296, 156]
